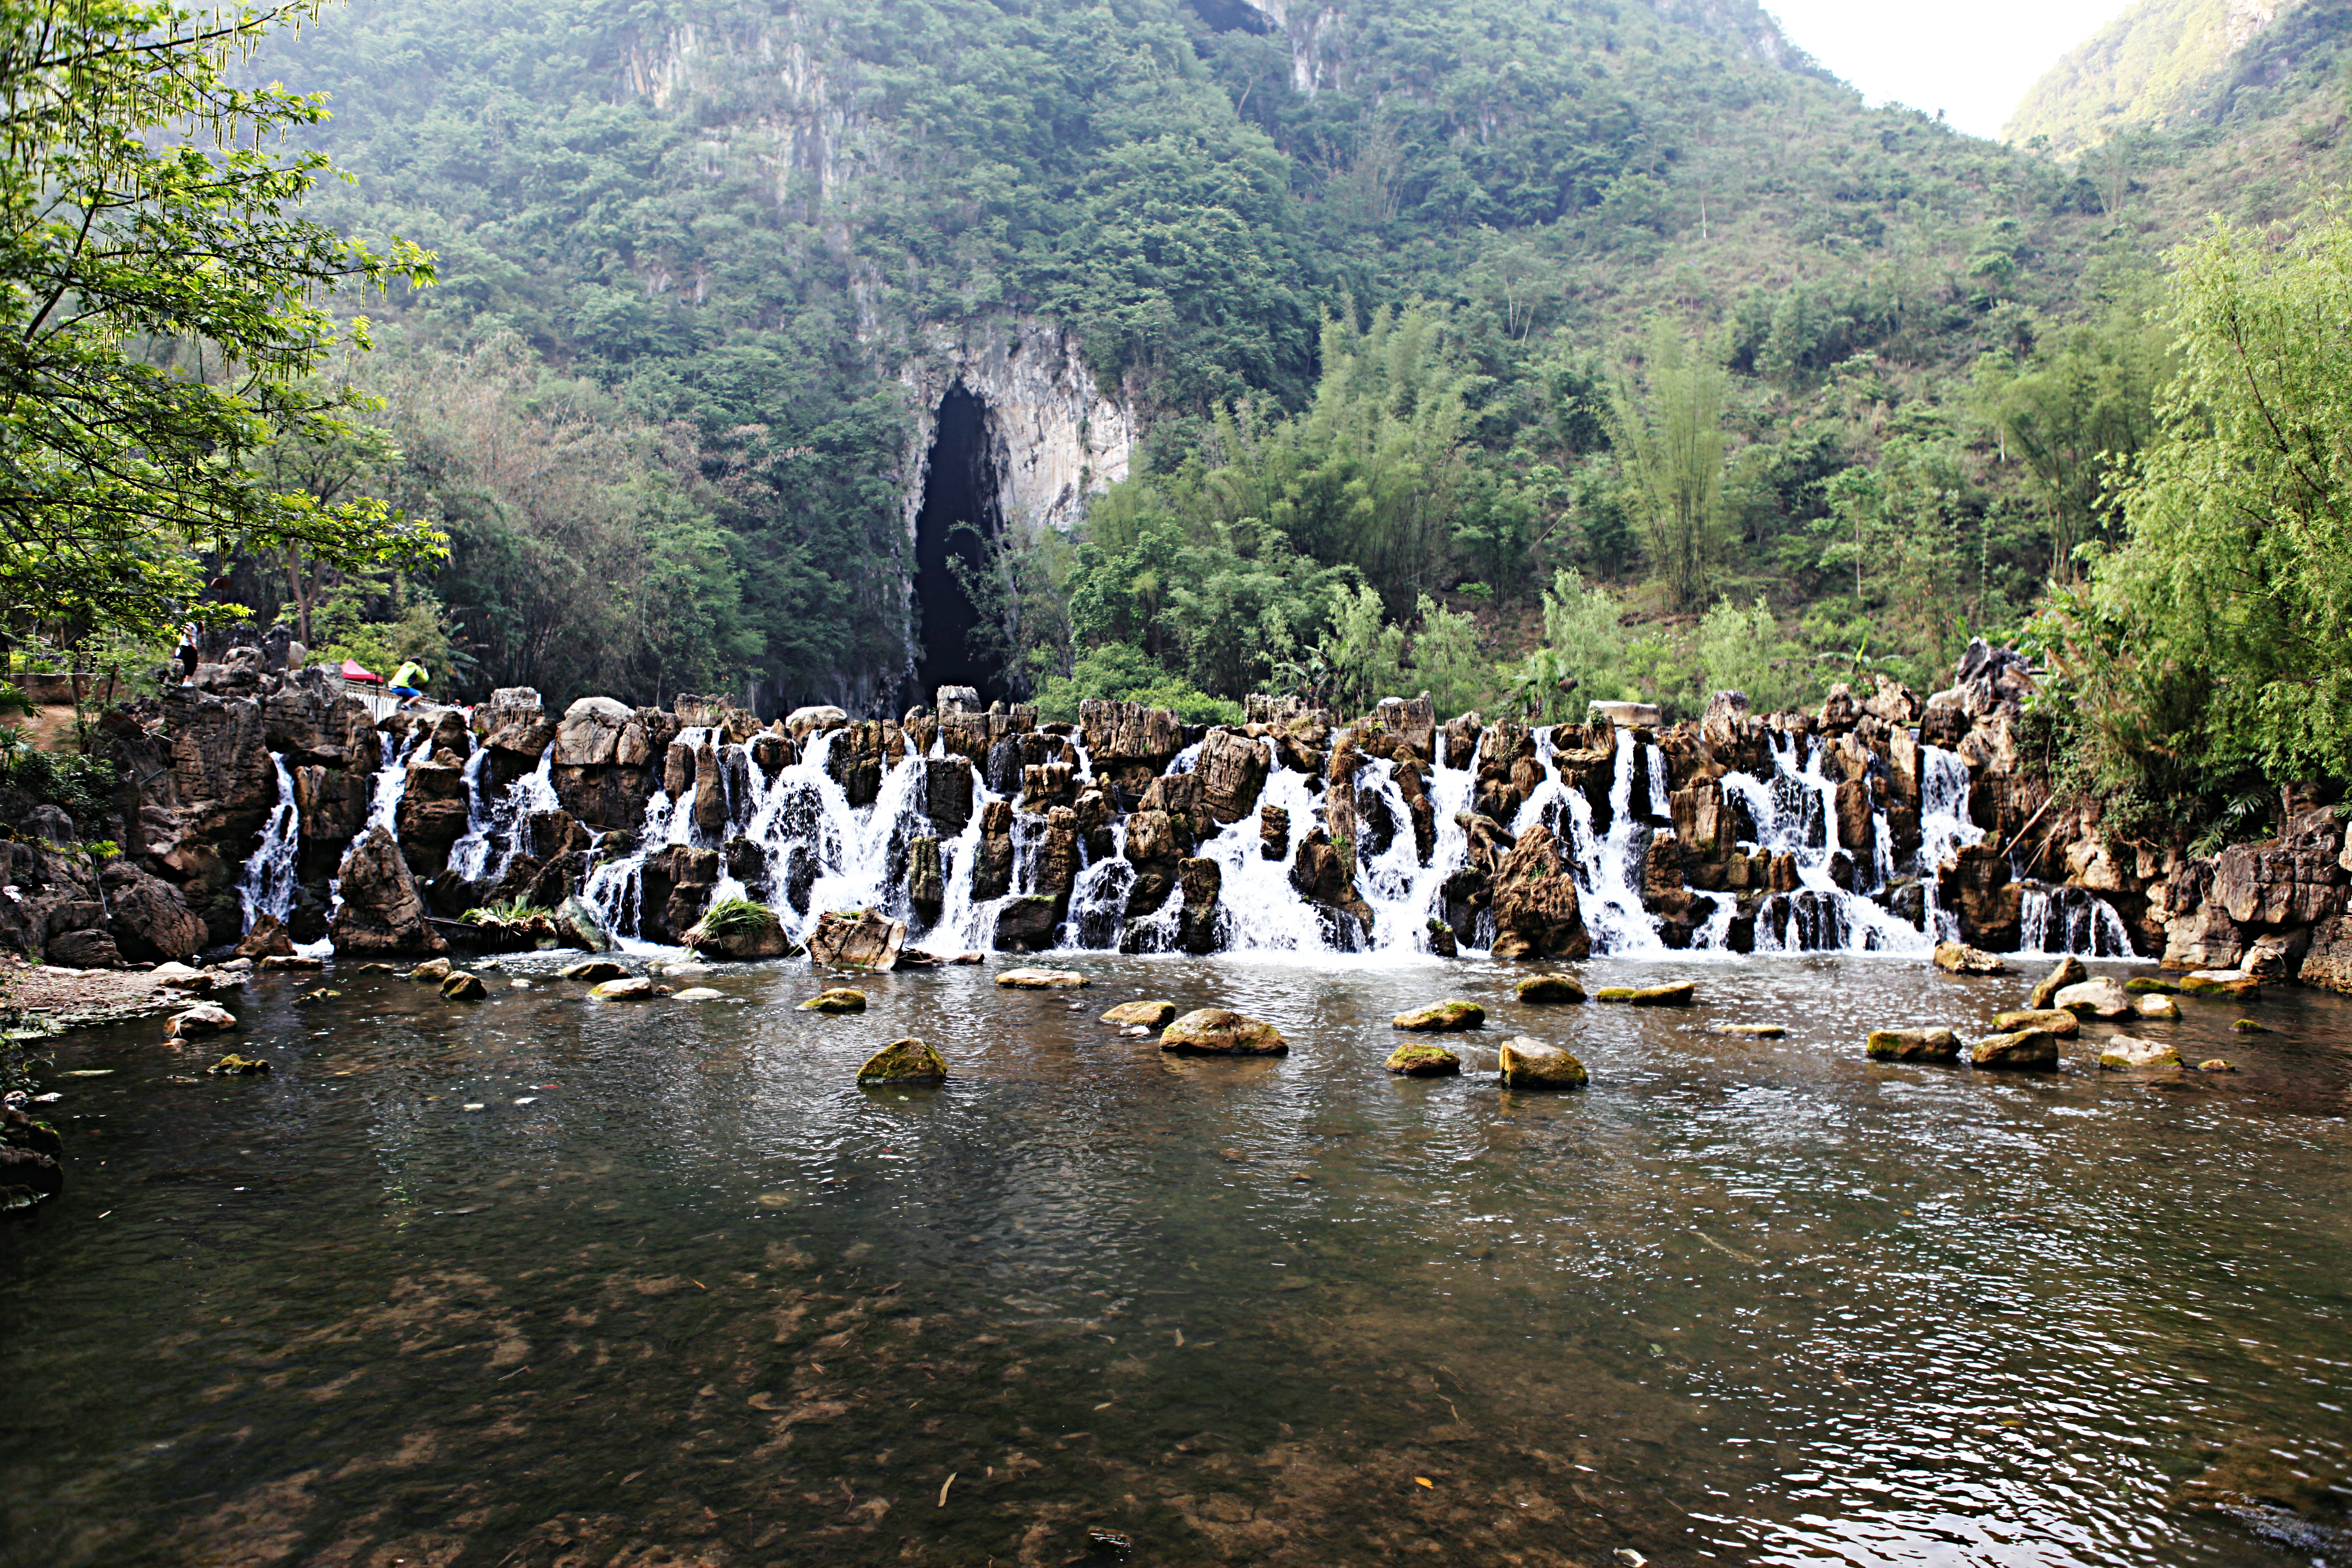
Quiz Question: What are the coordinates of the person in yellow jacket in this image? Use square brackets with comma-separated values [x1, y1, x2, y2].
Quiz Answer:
[390, 659, 429, 710]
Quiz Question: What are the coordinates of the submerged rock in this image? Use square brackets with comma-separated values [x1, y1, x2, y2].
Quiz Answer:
[671, 986, 725, 1001]
[258, 954, 322, 972]
[1159, 1008, 1286, 1055]
[2231, 1017, 2274, 1033]
[2098, 1036, 2180, 1070]
[1970, 1029, 2061, 1070]
[589, 975, 658, 999]
[1592, 983, 1695, 1006]
[997, 968, 1088, 989]
[164, 1004, 237, 1038]
[1992, 1008, 2081, 1037]
[2054, 978, 2133, 1018]
[2197, 1057, 2236, 1073]
[1391, 998, 1485, 1032]
[858, 1037, 947, 1085]
[235, 913, 297, 960]
[1385, 1043, 1462, 1077]
[2179, 969, 2262, 996]
[440, 971, 487, 1000]
[1497, 1037, 1588, 1089]
[2027, 954, 2087, 1008]
[1865, 1027, 1960, 1062]
[799, 988, 868, 1014]
[205, 1053, 271, 1075]
[2122, 976, 2179, 995]
[1516, 973, 1587, 1004]
[1712, 1022, 1786, 1037]
[1100, 999, 1178, 1026]
[560, 959, 628, 982]
[1933, 942, 2009, 975]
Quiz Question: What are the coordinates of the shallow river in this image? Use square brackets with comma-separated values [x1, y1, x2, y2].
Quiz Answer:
[4, 953, 2350, 1566]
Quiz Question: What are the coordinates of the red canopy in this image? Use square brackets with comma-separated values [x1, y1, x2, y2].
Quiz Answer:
[340, 659, 382, 683]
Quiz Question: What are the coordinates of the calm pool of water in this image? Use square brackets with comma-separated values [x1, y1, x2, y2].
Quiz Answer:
[4, 953, 2349, 1566]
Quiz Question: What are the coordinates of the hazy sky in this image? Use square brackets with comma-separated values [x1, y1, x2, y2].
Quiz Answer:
[1762, 0, 2133, 139]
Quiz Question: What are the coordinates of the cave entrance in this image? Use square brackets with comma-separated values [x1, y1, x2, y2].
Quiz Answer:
[912, 382, 1005, 706]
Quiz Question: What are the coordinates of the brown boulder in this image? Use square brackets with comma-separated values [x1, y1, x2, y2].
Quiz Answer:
[235, 913, 297, 959]
[1488, 821, 1590, 962]
[327, 825, 447, 957]
[100, 858, 207, 963]
[1194, 730, 1269, 824]
[806, 908, 907, 970]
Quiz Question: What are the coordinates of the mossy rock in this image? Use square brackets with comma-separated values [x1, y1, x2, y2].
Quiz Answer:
[2123, 977, 2180, 995]
[408, 957, 453, 982]
[2136, 995, 2182, 1020]
[1391, 998, 1485, 1032]
[859, 1037, 946, 1085]
[440, 971, 487, 1000]
[1970, 1029, 2060, 1071]
[560, 959, 629, 983]
[799, 988, 868, 1014]
[1592, 983, 1695, 1006]
[206, 1054, 271, 1075]
[2179, 974, 2262, 996]
[1497, 1037, 1588, 1089]
[2027, 955, 2086, 1008]
[2098, 1037, 2180, 1070]
[1384, 1044, 1462, 1078]
[1991, 1008, 2079, 1037]
[1101, 999, 1178, 1027]
[1516, 974, 1586, 1004]
[2231, 1017, 2274, 1034]
[1159, 1008, 1287, 1056]
[1865, 1027, 1960, 1062]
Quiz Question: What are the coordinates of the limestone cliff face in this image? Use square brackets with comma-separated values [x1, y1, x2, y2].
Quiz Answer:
[895, 319, 1134, 542]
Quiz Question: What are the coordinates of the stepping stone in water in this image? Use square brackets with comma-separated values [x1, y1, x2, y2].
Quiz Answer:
[1392, 998, 1484, 1032]
[996, 968, 1088, 989]
[799, 988, 867, 1014]
[1497, 1037, 1587, 1089]
[1385, 1044, 1462, 1078]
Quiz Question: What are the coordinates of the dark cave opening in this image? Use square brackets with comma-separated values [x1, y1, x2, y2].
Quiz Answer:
[911, 383, 1005, 707]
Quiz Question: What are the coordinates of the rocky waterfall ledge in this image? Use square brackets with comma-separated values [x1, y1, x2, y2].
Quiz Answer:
[17, 642, 2349, 993]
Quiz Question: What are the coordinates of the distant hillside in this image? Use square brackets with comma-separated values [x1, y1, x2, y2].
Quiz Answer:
[2006, 0, 2352, 151]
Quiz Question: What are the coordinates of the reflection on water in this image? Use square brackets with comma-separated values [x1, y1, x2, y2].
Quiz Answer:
[3, 955, 2350, 1566]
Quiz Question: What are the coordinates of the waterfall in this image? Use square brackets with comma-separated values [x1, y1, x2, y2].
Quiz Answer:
[449, 741, 560, 887]
[2019, 884, 2135, 957]
[1916, 744, 1983, 942]
[237, 752, 301, 931]
[1539, 726, 1666, 955]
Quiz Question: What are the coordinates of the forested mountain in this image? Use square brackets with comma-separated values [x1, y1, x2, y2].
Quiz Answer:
[188, 0, 2348, 845]
[2006, 0, 2352, 153]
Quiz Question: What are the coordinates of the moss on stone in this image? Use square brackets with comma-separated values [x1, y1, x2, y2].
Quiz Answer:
[859, 1037, 946, 1084]
[1384, 1044, 1462, 1077]
[1391, 998, 1485, 1032]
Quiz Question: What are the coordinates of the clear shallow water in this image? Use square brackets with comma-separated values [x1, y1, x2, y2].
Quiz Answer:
[4, 955, 2351, 1566]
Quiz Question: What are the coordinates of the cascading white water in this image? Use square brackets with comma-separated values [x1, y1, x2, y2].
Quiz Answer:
[449, 741, 560, 886]
[1519, 726, 1666, 956]
[1916, 744, 1983, 943]
[237, 752, 301, 931]
[1705, 731, 1926, 954]
[2019, 884, 2136, 957]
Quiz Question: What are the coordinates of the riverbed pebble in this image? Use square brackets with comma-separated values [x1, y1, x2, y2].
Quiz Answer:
[1497, 1037, 1588, 1089]
[997, 968, 1089, 988]
[858, 1037, 947, 1085]
[2028, 955, 2086, 1007]
[1391, 998, 1484, 1032]
[1101, 999, 1178, 1026]
[1970, 1028, 2061, 1070]
[1159, 1008, 1286, 1055]
[1384, 1044, 1462, 1077]
[799, 988, 868, 1014]
[164, 1003, 237, 1038]
[1866, 1027, 1960, 1062]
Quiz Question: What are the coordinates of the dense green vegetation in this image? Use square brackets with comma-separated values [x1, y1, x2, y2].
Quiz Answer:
[8, 0, 2344, 849]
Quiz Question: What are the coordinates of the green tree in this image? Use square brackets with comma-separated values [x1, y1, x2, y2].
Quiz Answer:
[0, 0, 441, 650]
[1606, 324, 1728, 611]
[2082, 207, 2352, 792]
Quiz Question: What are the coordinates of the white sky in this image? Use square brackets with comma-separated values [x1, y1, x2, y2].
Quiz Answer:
[1761, 0, 2135, 139]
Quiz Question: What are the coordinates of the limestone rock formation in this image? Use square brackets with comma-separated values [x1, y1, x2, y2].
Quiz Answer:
[807, 909, 907, 970]
[1488, 822, 1590, 962]
[1193, 730, 1269, 824]
[328, 826, 447, 957]
[100, 859, 206, 963]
